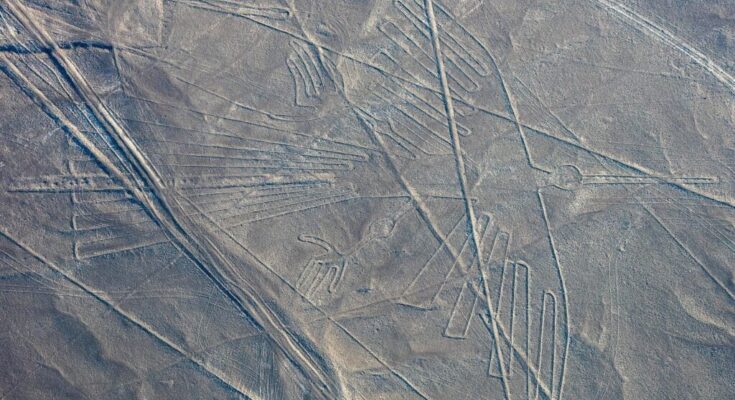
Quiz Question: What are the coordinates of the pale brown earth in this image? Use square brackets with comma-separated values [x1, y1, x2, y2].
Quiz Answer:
[0, 1, 733, 399]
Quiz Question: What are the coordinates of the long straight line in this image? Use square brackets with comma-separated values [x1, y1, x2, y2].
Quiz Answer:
[0, 228, 258, 400]
[423, 1, 512, 399]
[422, 0, 481, 255]
[2, 2, 338, 396]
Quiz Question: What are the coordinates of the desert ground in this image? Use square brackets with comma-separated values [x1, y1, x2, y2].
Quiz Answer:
[0, 0, 733, 399]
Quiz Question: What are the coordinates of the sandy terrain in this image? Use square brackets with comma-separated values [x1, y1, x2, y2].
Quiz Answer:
[0, 0, 733, 399]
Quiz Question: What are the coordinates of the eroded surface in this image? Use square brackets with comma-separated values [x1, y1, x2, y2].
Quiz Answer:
[0, 1, 733, 399]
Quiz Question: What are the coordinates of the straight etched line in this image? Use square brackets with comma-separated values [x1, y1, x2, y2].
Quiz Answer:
[594, 0, 735, 94]
[423, 1, 511, 398]
[180, 194, 432, 399]
[641, 204, 734, 300]
[0, 228, 258, 400]
[537, 189, 571, 400]
[2, 2, 340, 396]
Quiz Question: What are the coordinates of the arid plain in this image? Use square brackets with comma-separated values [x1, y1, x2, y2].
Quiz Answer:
[0, 0, 733, 399]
